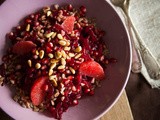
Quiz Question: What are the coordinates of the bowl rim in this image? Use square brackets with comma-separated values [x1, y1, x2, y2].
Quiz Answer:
[95, 1, 132, 120]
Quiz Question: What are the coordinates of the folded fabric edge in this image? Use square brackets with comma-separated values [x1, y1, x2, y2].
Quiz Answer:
[141, 59, 160, 89]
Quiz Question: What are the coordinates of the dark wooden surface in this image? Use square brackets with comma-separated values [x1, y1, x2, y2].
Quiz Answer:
[126, 73, 160, 120]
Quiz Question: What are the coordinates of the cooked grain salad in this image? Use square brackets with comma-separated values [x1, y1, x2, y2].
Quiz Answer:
[0, 4, 116, 119]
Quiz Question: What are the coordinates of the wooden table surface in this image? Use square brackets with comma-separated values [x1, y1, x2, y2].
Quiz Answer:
[100, 90, 134, 120]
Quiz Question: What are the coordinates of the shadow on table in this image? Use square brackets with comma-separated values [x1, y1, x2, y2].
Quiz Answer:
[126, 73, 160, 120]
[0, 108, 14, 120]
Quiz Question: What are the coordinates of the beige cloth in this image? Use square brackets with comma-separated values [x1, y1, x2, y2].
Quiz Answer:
[108, 0, 160, 88]
[129, 0, 160, 88]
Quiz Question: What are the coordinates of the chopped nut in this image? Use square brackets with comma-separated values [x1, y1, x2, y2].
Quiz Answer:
[61, 96, 65, 101]
[74, 46, 82, 53]
[61, 58, 66, 65]
[70, 31, 75, 37]
[66, 55, 71, 60]
[68, 53, 75, 57]
[45, 32, 54, 38]
[75, 53, 82, 59]
[27, 60, 32, 67]
[10, 79, 15, 84]
[61, 50, 67, 59]
[54, 89, 60, 97]
[41, 15, 46, 21]
[58, 65, 65, 70]
[60, 86, 65, 95]
[26, 24, 30, 31]
[0, 75, 4, 85]
[47, 11, 52, 16]
[58, 40, 66, 46]
[33, 106, 39, 112]
[26, 102, 31, 108]
[48, 69, 53, 76]
[57, 33, 63, 40]
[38, 31, 44, 38]
[21, 103, 27, 108]
[49, 75, 57, 81]
[50, 59, 59, 63]
[35, 50, 39, 55]
[69, 67, 76, 74]
[50, 79, 57, 87]
[35, 63, 41, 69]
[39, 50, 45, 59]
[13, 95, 19, 102]
[62, 74, 66, 79]
[51, 32, 57, 39]
[48, 53, 54, 58]
[55, 51, 62, 59]
[43, 6, 50, 13]
[54, 4, 59, 10]
[40, 29, 44, 33]
[51, 100, 55, 106]
[64, 46, 71, 51]
[65, 40, 70, 46]
[50, 63, 56, 69]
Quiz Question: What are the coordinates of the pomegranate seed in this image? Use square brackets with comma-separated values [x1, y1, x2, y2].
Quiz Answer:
[80, 6, 87, 13]
[27, 68, 35, 74]
[89, 90, 94, 96]
[72, 100, 78, 105]
[46, 46, 53, 53]
[54, 24, 63, 31]
[72, 86, 77, 92]
[41, 65, 47, 70]
[74, 74, 82, 85]
[64, 90, 69, 97]
[67, 76, 74, 80]
[30, 14, 35, 19]
[84, 88, 90, 94]
[8, 32, 15, 40]
[50, 107, 58, 119]
[34, 14, 39, 21]
[46, 42, 54, 48]
[42, 70, 48, 75]
[34, 21, 40, 27]
[25, 18, 32, 23]
[41, 58, 49, 64]
[67, 4, 73, 11]
[76, 85, 81, 92]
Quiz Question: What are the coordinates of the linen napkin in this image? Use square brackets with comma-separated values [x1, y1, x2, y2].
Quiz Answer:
[129, 0, 160, 88]
[109, 0, 160, 88]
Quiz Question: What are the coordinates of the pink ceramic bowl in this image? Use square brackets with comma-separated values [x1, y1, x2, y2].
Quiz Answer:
[0, 0, 131, 120]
